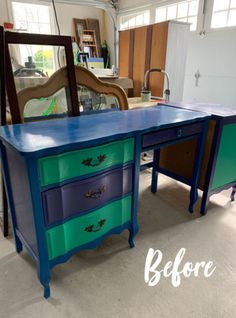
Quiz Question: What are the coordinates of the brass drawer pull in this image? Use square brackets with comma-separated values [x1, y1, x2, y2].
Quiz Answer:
[84, 185, 106, 199]
[84, 219, 106, 233]
[82, 154, 107, 167]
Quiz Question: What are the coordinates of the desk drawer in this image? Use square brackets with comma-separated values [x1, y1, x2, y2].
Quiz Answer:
[39, 138, 134, 187]
[42, 165, 133, 226]
[46, 195, 132, 260]
[142, 122, 203, 149]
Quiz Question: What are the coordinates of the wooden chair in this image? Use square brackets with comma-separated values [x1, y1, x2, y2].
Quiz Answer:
[17, 66, 129, 121]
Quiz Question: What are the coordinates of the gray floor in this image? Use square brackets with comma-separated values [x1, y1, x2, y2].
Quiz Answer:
[0, 171, 236, 318]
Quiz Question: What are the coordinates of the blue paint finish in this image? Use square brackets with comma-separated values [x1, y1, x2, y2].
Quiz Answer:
[200, 120, 224, 215]
[0, 106, 209, 155]
[151, 149, 160, 193]
[42, 165, 133, 226]
[162, 101, 236, 215]
[25, 158, 51, 298]
[129, 134, 142, 248]
[188, 120, 209, 213]
[0, 142, 23, 254]
[0, 106, 210, 297]
[5, 146, 38, 255]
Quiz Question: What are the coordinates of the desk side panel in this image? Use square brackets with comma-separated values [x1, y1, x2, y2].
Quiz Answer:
[211, 122, 236, 189]
[6, 147, 38, 256]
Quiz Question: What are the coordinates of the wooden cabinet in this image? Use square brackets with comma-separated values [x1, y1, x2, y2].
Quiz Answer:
[119, 21, 189, 102]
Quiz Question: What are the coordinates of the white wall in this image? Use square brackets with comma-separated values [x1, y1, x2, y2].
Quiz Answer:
[0, 0, 10, 24]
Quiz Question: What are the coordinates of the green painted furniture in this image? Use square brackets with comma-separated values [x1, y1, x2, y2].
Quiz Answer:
[46, 195, 132, 260]
[0, 106, 209, 298]
[39, 138, 134, 186]
[160, 102, 236, 214]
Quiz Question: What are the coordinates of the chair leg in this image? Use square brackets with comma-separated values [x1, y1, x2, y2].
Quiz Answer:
[2, 182, 8, 237]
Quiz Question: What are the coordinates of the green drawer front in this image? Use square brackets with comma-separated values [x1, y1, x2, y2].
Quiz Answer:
[39, 138, 134, 187]
[212, 123, 236, 190]
[46, 195, 132, 260]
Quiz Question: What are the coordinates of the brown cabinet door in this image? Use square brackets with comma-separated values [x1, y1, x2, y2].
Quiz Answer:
[132, 26, 147, 97]
[149, 22, 168, 97]
[119, 29, 132, 78]
[119, 22, 168, 98]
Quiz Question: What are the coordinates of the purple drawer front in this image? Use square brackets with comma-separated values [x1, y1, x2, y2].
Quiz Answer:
[42, 165, 133, 226]
[142, 122, 203, 149]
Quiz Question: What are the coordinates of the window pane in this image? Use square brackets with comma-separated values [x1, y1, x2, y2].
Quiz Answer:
[12, 2, 27, 21]
[15, 20, 28, 30]
[39, 23, 51, 34]
[177, 2, 188, 18]
[189, 0, 199, 16]
[120, 10, 150, 30]
[211, 11, 228, 28]
[231, 0, 236, 8]
[27, 22, 40, 33]
[156, 7, 167, 22]
[228, 9, 236, 26]
[188, 16, 197, 30]
[128, 17, 135, 28]
[144, 11, 150, 24]
[213, 0, 230, 12]
[136, 14, 143, 26]
[120, 21, 128, 30]
[167, 5, 177, 20]
[25, 5, 38, 23]
[38, 6, 50, 23]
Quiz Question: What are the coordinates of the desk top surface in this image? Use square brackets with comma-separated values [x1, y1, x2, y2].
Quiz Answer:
[162, 102, 236, 118]
[0, 106, 209, 154]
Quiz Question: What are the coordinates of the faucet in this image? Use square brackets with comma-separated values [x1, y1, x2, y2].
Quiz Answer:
[143, 68, 170, 103]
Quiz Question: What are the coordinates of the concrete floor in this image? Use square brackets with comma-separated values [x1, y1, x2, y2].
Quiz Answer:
[0, 171, 236, 318]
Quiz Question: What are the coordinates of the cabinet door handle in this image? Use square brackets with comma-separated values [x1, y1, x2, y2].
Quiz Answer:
[84, 185, 106, 199]
[82, 154, 107, 167]
[84, 219, 106, 233]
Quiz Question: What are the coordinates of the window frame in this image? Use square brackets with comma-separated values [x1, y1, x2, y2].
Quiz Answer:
[9, 0, 55, 34]
[118, 9, 151, 31]
[154, 0, 201, 32]
[210, 0, 236, 30]
[8, 0, 57, 72]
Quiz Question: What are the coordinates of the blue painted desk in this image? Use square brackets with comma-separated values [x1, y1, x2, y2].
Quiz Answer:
[0, 106, 209, 297]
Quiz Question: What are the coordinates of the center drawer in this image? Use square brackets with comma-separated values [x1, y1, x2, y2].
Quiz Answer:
[142, 122, 203, 149]
[42, 165, 133, 226]
[38, 138, 134, 187]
